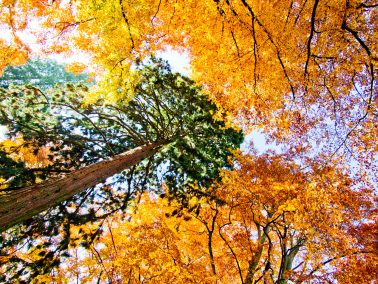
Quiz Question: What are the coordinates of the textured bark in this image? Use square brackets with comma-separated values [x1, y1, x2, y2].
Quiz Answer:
[0, 142, 162, 232]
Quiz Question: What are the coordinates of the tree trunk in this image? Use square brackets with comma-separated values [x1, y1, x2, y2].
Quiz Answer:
[0, 142, 163, 232]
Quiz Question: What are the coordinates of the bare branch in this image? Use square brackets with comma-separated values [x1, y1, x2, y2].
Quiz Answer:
[119, 0, 135, 50]
[304, 0, 320, 77]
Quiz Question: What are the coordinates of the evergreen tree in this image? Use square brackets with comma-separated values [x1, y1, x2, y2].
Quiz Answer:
[0, 58, 243, 281]
[0, 59, 88, 89]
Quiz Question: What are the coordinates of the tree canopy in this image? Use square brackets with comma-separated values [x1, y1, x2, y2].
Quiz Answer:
[0, 59, 89, 89]
[38, 150, 377, 283]
[0, 0, 377, 282]
[0, 59, 242, 281]
[1, 0, 376, 166]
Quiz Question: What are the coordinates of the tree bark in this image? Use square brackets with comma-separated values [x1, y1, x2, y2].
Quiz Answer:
[0, 142, 163, 232]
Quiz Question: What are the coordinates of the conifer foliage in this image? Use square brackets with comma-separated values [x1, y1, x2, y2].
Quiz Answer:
[0, 59, 242, 281]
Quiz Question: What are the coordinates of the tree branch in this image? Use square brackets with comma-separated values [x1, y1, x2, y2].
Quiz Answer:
[119, 0, 135, 50]
[304, 0, 319, 77]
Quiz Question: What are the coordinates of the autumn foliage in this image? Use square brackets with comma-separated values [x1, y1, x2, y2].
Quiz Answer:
[1, 0, 376, 158]
[46, 150, 377, 283]
[0, 0, 377, 282]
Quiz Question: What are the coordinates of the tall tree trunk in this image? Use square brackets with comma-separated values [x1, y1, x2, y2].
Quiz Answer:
[0, 142, 163, 232]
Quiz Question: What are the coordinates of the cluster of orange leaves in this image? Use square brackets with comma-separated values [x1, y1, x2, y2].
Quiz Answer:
[37, 150, 377, 283]
[0, 136, 50, 189]
[0, 137, 49, 167]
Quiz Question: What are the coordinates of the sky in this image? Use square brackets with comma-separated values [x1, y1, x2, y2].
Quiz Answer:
[158, 48, 191, 75]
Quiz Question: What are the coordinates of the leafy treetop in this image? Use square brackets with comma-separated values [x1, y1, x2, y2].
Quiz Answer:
[40, 149, 377, 283]
[0, 58, 242, 282]
[0, 0, 376, 170]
